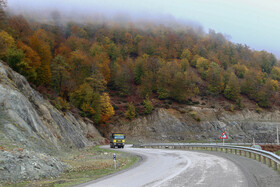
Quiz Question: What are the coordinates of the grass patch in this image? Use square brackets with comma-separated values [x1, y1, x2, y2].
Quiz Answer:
[2, 146, 139, 187]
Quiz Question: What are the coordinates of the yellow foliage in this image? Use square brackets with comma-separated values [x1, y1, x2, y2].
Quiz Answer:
[0, 31, 15, 58]
[100, 93, 115, 122]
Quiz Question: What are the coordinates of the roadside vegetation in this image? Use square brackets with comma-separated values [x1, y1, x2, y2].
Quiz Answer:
[2, 146, 139, 187]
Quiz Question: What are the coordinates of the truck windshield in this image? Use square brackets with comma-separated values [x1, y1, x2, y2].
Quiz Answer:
[113, 135, 124, 139]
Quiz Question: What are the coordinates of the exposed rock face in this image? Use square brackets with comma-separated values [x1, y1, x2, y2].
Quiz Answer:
[0, 61, 104, 182]
[112, 107, 280, 143]
[0, 150, 67, 182]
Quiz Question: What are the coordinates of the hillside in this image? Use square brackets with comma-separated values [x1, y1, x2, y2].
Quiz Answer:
[0, 60, 106, 182]
[1, 15, 280, 126]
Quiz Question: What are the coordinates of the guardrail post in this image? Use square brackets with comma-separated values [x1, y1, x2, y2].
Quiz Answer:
[226, 148, 228, 153]
[259, 154, 261, 162]
[254, 153, 256, 160]
[235, 149, 237, 155]
[249, 152, 251, 158]
[216, 147, 218, 151]
[264, 157, 266, 164]
[239, 150, 242, 156]
[269, 159, 272, 167]
[274, 161, 278, 170]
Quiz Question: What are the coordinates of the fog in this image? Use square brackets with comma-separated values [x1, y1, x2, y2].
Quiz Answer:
[5, 0, 280, 58]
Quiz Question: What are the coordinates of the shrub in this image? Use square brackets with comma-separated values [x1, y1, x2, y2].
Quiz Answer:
[230, 104, 234, 112]
[189, 111, 201, 121]
[143, 97, 153, 114]
[125, 103, 136, 120]
[256, 107, 262, 114]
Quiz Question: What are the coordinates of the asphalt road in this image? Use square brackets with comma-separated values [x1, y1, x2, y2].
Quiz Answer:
[76, 145, 280, 187]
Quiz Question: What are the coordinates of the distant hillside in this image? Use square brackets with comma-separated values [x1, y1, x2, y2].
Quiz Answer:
[1, 14, 280, 128]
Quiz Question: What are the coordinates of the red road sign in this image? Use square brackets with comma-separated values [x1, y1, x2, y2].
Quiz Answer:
[220, 131, 228, 139]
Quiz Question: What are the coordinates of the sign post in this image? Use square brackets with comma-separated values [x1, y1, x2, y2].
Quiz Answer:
[113, 153, 116, 170]
[220, 131, 228, 146]
[277, 126, 279, 145]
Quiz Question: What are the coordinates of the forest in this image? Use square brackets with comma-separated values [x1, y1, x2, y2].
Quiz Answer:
[1, 9, 280, 124]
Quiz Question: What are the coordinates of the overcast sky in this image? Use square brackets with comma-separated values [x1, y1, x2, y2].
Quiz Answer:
[6, 0, 280, 58]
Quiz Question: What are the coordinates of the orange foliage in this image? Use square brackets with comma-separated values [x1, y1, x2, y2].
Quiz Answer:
[55, 43, 72, 57]
[17, 41, 41, 69]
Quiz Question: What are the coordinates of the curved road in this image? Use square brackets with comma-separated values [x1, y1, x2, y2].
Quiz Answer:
[77, 145, 275, 187]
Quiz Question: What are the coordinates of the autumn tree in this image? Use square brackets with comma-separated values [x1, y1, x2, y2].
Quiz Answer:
[181, 48, 192, 61]
[73, 73, 108, 121]
[70, 82, 98, 120]
[29, 29, 53, 85]
[196, 56, 209, 79]
[17, 41, 41, 69]
[100, 93, 115, 123]
[8, 15, 32, 42]
[54, 43, 72, 58]
[66, 35, 91, 52]
[69, 50, 91, 85]
[233, 63, 248, 78]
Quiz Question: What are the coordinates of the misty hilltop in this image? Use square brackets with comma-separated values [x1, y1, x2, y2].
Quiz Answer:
[1, 8, 280, 127]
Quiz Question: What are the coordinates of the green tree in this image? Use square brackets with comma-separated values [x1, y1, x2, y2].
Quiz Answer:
[271, 66, 280, 81]
[113, 62, 132, 96]
[7, 48, 24, 71]
[257, 79, 279, 108]
[51, 55, 70, 95]
[70, 82, 101, 122]
[224, 72, 240, 101]
[207, 62, 224, 95]
[241, 69, 263, 100]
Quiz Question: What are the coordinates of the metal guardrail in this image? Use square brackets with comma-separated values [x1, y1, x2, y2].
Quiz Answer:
[133, 143, 280, 171]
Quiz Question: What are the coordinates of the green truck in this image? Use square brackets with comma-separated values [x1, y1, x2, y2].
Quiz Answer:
[110, 133, 125, 148]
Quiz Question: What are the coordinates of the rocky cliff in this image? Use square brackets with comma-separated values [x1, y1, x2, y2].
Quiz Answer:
[111, 107, 280, 143]
[0, 61, 104, 182]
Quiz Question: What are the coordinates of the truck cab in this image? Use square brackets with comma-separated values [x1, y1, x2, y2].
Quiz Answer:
[110, 133, 125, 148]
